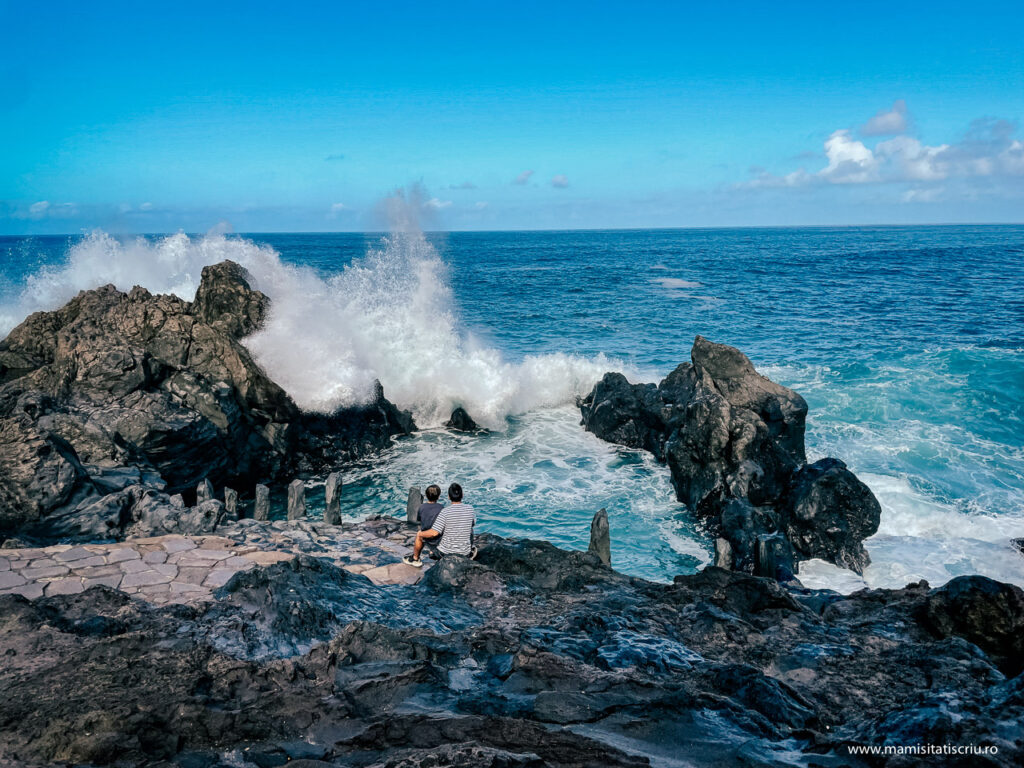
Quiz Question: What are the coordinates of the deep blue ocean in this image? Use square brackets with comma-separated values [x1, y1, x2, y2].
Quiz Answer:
[2, 226, 1023, 589]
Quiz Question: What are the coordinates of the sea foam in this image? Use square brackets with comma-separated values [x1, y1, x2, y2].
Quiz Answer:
[0, 227, 615, 428]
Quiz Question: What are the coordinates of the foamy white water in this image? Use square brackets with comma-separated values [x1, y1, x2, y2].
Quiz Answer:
[0, 228, 615, 428]
[318, 404, 710, 582]
[760, 359, 1024, 592]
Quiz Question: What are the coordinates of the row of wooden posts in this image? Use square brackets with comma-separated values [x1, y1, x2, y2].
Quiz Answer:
[194, 472, 344, 525]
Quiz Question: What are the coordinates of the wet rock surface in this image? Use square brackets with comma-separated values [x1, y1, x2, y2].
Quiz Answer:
[0, 261, 414, 541]
[1, 522, 1022, 767]
[445, 406, 482, 432]
[580, 336, 881, 575]
[0, 275, 1019, 766]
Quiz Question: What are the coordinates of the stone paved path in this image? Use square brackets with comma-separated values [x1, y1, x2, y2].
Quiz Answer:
[0, 517, 430, 606]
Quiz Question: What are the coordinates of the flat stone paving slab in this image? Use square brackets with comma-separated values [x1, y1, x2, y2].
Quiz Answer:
[44, 578, 86, 596]
[362, 561, 425, 586]
[107, 548, 140, 564]
[0, 518, 428, 606]
[54, 546, 97, 563]
[0, 571, 27, 589]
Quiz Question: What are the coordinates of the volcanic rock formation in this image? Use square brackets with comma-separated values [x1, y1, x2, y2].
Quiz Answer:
[0, 260, 413, 542]
[580, 336, 881, 575]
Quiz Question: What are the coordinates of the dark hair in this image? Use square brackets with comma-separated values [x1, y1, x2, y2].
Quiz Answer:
[447, 483, 463, 502]
[425, 484, 441, 502]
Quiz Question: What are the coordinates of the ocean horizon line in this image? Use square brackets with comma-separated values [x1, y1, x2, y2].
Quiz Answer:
[5, 220, 1024, 239]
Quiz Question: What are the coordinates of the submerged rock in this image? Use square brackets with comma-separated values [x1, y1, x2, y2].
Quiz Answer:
[445, 406, 482, 432]
[0, 260, 414, 541]
[580, 336, 880, 575]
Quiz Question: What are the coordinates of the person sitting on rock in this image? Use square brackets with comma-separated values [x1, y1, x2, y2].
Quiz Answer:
[414, 484, 444, 559]
[404, 482, 477, 567]
[417, 484, 444, 531]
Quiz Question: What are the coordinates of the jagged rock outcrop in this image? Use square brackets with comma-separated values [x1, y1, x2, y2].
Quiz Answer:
[1, 531, 1021, 766]
[16, 483, 238, 542]
[0, 260, 414, 540]
[293, 381, 415, 474]
[0, 417, 86, 532]
[445, 406, 482, 432]
[580, 336, 881, 574]
[784, 457, 881, 572]
[922, 574, 1024, 676]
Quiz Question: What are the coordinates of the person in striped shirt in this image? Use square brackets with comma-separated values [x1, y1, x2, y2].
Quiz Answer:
[404, 482, 476, 567]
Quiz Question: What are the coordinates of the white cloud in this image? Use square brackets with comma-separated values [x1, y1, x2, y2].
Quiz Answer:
[327, 202, 348, 218]
[14, 200, 79, 220]
[861, 99, 909, 136]
[424, 198, 452, 210]
[118, 201, 156, 215]
[513, 170, 534, 185]
[821, 130, 878, 183]
[901, 187, 944, 203]
[739, 112, 1024, 195]
[875, 136, 949, 181]
[551, 174, 569, 188]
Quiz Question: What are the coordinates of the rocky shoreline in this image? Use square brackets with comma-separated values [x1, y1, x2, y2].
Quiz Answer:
[1, 262, 1022, 766]
[2, 516, 1022, 766]
[0, 261, 412, 543]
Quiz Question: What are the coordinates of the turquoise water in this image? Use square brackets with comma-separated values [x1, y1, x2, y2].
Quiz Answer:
[2, 226, 1022, 587]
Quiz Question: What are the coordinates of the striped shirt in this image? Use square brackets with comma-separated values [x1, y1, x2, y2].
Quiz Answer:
[432, 502, 476, 556]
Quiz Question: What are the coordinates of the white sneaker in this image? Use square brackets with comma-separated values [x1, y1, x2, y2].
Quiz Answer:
[402, 556, 423, 568]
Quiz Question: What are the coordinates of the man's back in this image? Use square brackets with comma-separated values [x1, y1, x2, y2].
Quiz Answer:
[432, 502, 475, 556]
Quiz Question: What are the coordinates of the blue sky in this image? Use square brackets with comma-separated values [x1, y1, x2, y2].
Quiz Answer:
[2, 0, 1023, 233]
